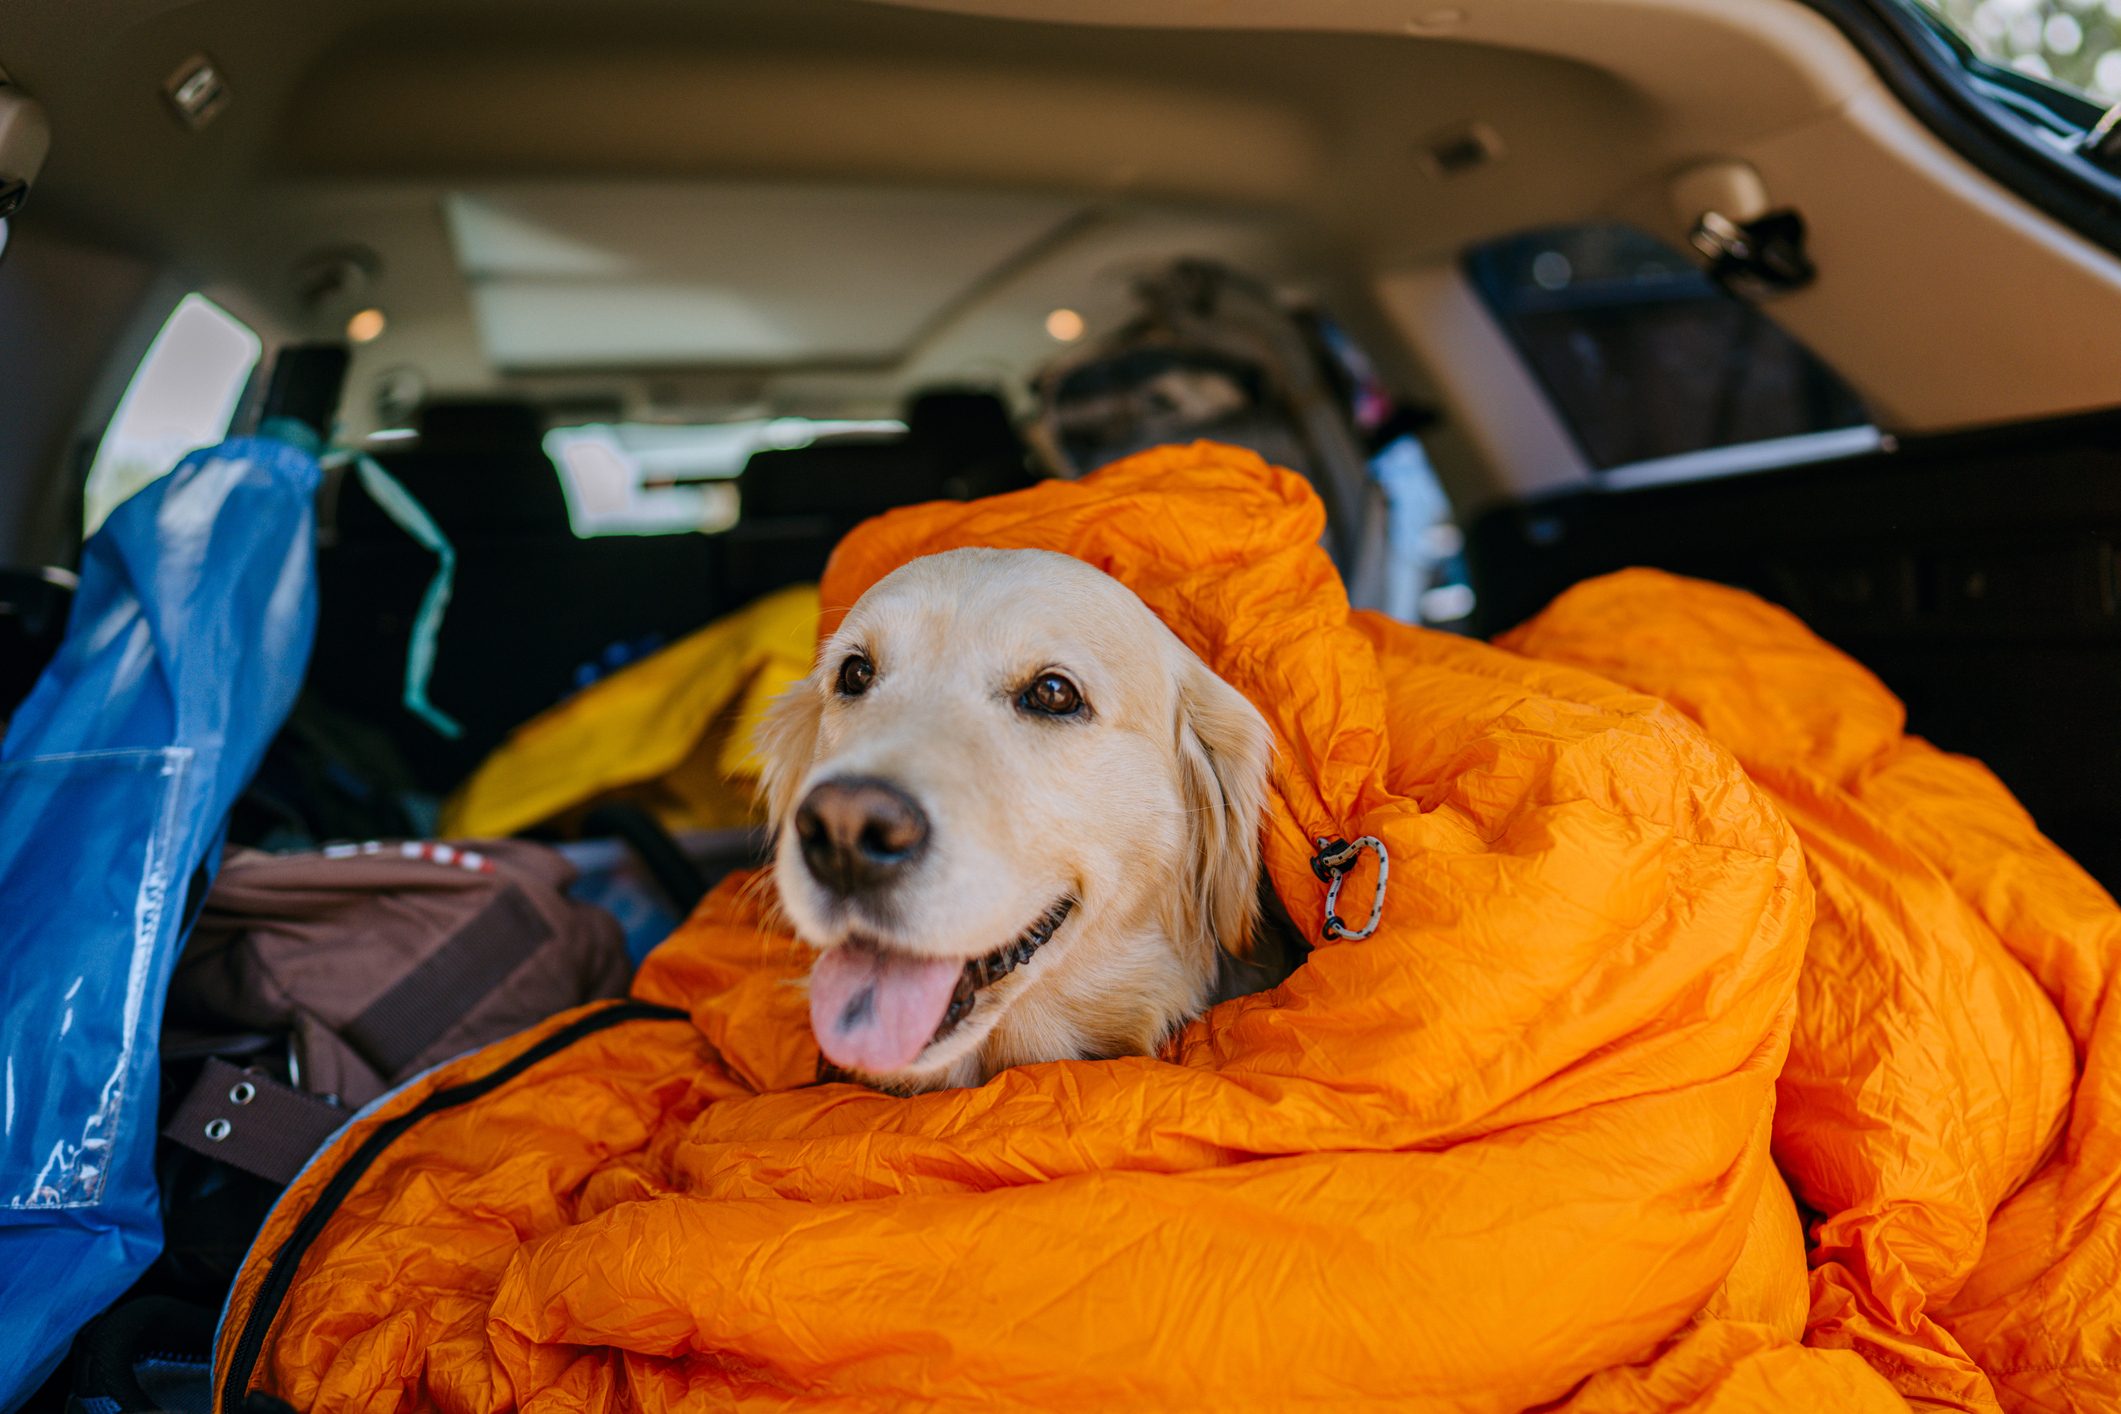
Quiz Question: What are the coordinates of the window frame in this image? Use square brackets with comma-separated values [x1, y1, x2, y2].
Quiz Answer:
[1800, 0, 2121, 256]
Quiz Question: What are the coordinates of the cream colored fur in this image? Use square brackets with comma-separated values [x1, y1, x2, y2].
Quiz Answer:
[758, 547, 1270, 1092]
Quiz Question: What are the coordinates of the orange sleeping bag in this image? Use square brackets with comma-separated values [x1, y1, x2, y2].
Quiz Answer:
[217, 446, 2121, 1411]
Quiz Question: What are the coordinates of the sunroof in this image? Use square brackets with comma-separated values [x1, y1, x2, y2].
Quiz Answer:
[443, 183, 1083, 370]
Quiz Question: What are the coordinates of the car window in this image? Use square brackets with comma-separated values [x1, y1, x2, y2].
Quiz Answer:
[1913, 0, 2121, 101]
[542, 418, 903, 537]
[1463, 223, 1872, 477]
[82, 294, 261, 536]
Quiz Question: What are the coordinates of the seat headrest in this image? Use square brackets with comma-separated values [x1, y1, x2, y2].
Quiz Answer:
[335, 399, 572, 541]
[740, 443, 940, 519]
[904, 389, 1018, 459]
[735, 388, 1034, 524]
[415, 401, 547, 457]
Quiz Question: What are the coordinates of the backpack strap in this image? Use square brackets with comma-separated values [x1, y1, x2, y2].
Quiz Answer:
[337, 880, 551, 1078]
[162, 1059, 347, 1186]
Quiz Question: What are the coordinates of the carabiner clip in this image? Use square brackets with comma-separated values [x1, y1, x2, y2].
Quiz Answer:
[1310, 835, 1389, 941]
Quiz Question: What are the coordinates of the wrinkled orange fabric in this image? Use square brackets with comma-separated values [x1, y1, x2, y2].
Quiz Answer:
[217, 446, 2120, 1412]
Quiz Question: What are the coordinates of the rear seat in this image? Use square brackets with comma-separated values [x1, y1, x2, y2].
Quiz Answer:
[314, 402, 726, 789]
[312, 390, 1036, 794]
[724, 389, 1035, 605]
[335, 401, 570, 537]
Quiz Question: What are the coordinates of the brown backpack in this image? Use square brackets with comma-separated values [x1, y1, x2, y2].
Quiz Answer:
[160, 838, 632, 1188]
[57, 839, 636, 1408]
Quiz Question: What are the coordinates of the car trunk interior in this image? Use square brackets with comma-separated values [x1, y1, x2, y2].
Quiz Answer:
[4, 0, 2121, 890]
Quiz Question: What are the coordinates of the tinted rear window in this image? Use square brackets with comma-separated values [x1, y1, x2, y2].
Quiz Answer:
[1463, 224, 1869, 472]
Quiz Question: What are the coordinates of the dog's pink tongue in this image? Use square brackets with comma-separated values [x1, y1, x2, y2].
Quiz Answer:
[809, 940, 964, 1074]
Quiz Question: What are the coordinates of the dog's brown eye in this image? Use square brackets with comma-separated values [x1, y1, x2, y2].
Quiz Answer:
[837, 653, 875, 697]
[1021, 673, 1083, 717]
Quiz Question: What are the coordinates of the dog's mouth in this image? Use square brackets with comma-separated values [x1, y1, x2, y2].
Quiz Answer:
[808, 898, 1074, 1076]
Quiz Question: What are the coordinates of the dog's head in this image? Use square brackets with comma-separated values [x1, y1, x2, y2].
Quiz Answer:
[758, 547, 1271, 1091]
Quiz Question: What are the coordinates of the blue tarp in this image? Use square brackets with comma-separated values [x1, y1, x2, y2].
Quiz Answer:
[0, 435, 318, 1410]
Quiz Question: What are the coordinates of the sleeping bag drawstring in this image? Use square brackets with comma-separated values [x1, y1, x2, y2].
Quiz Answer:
[261, 418, 464, 741]
[1311, 835, 1388, 940]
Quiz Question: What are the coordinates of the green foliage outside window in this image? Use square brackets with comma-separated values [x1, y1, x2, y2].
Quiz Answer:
[1918, 0, 2121, 100]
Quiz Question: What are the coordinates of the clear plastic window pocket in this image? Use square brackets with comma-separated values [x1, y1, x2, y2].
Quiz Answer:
[0, 748, 190, 1210]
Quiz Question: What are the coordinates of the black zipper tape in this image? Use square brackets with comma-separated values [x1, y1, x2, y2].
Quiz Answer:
[219, 1000, 691, 1413]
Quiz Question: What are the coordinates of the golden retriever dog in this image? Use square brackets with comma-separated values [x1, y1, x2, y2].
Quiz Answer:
[758, 547, 1279, 1093]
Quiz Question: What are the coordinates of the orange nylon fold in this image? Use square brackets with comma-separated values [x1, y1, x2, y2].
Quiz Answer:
[219, 446, 2118, 1411]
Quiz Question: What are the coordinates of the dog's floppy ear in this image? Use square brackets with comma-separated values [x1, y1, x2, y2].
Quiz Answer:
[754, 671, 825, 829]
[1170, 656, 1272, 959]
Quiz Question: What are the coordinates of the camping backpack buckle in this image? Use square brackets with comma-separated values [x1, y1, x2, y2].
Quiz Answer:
[1310, 835, 1389, 941]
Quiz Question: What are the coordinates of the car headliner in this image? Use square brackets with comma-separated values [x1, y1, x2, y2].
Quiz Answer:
[3, 0, 2120, 526]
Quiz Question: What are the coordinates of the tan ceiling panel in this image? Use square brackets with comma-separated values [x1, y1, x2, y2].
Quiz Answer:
[278, 50, 1327, 205]
[442, 183, 1084, 368]
[7, 0, 2121, 476]
[857, 0, 1870, 141]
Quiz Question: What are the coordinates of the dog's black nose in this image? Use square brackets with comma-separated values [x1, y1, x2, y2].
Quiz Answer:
[795, 777, 930, 896]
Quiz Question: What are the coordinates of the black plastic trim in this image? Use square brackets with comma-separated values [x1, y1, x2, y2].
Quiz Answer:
[1795, 0, 2121, 256]
[217, 1000, 691, 1414]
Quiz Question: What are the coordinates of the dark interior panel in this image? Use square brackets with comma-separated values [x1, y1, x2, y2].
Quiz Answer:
[1467, 408, 2121, 894]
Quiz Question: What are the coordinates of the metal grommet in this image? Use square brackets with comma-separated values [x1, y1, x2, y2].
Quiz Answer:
[204, 1118, 233, 1142]
[228, 1080, 256, 1105]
